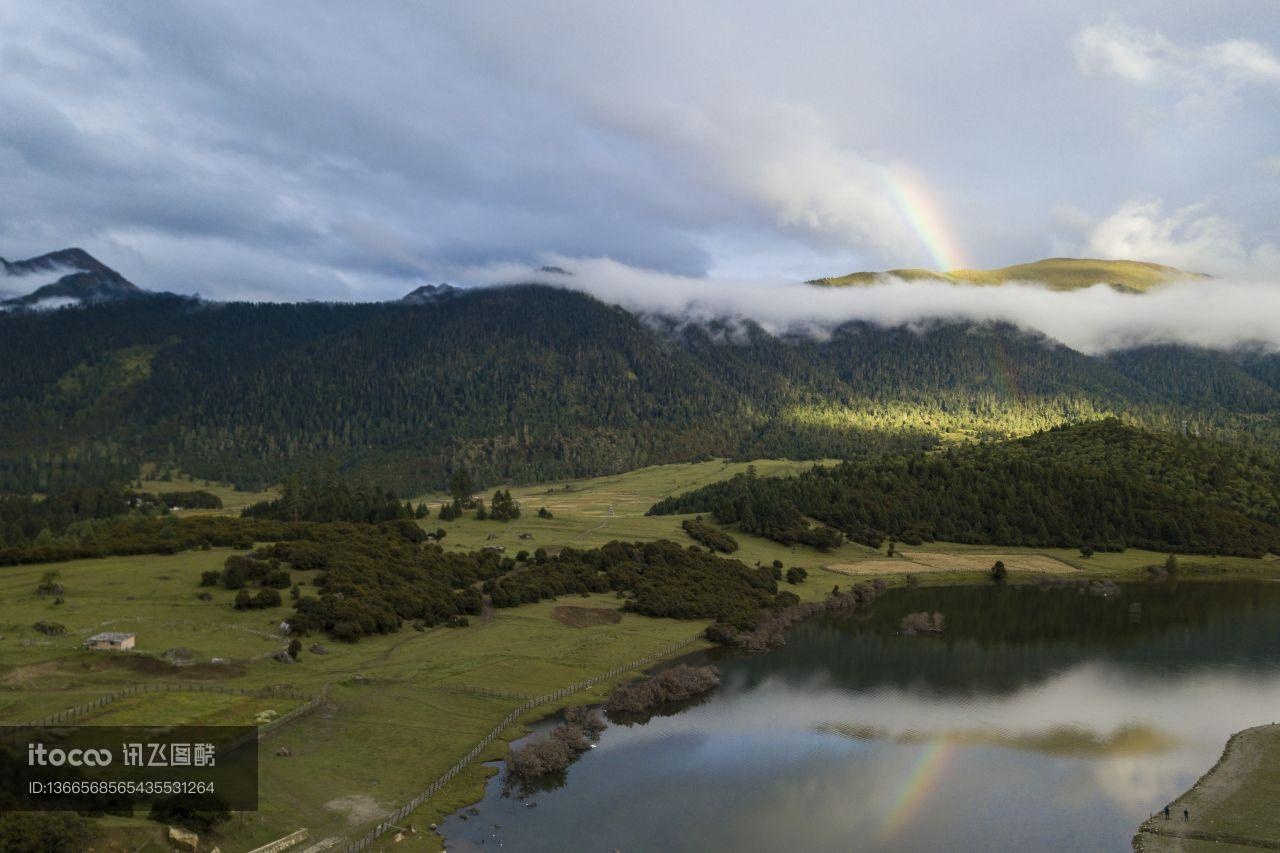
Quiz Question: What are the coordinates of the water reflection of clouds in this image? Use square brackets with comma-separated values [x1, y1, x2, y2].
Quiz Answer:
[600, 659, 1280, 820]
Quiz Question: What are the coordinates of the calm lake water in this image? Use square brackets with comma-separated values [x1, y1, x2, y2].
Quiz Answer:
[440, 580, 1280, 852]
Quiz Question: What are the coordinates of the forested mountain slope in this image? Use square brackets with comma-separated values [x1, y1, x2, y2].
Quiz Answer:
[2, 283, 1280, 494]
[649, 419, 1280, 556]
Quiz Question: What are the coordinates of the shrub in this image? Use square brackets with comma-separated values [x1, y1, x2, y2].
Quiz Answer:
[785, 566, 808, 584]
[35, 570, 63, 597]
[262, 569, 292, 589]
[681, 517, 739, 553]
[900, 611, 945, 635]
[605, 665, 721, 714]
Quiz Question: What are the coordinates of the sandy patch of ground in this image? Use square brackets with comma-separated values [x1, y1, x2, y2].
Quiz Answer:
[826, 552, 1078, 575]
[552, 606, 622, 628]
[325, 794, 390, 826]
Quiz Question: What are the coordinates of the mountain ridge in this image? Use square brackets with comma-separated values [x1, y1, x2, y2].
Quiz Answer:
[0, 248, 150, 309]
[810, 257, 1208, 292]
[1, 282, 1279, 496]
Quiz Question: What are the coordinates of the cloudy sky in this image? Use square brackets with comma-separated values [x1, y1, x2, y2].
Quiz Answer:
[2, 1, 1279, 301]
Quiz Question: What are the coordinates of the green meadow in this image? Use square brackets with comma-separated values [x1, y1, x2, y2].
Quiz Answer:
[2, 458, 1275, 850]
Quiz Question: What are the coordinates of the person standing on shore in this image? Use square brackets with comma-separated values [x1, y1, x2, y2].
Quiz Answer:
[1164, 806, 1171, 820]
[1184, 809, 1190, 822]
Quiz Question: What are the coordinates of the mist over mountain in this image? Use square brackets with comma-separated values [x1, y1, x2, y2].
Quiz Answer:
[400, 283, 460, 304]
[0, 248, 154, 310]
[509, 255, 1278, 355]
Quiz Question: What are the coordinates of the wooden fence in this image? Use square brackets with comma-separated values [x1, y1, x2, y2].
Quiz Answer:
[345, 633, 703, 852]
[17, 681, 316, 729]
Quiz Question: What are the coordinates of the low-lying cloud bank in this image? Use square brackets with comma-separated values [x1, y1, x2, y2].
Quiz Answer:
[493, 257, 1280, 355]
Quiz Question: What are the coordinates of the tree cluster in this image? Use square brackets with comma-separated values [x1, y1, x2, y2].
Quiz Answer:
[681, 516, 738, 553]
[651, 420, 1280, 557]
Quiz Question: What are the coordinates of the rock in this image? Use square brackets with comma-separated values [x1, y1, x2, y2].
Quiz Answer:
[276, 746, 293, 757]
[168, 825, 199, 851]
[309, 643, 329, 655]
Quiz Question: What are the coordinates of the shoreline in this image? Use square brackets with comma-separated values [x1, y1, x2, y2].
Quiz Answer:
[1134, 724, 1280, 852]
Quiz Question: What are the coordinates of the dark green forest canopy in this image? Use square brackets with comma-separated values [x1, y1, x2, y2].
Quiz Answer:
[3, 287, 1280, 494]
[649, 420, 1280, 557]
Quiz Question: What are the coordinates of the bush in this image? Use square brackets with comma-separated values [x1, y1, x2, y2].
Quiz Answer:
[538, 506, 554, 519]
[32, 621, 66, 636]
[262, 569, 292, 589]
[505, 707, 606, 787]
[785, 566, 808, 584]
[35, 570, 63, 597]
[900, 611, 945, 635]
[147, 794, 230, 833]
[200, 570, 221, 587]
[605, 665, 721, 714]
[681, 517, 739, 553]
[0, 812, 97, 853]
[990, 560, 1008, 582]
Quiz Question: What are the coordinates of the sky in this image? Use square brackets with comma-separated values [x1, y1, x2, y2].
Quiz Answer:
[1, 1, 1279, 302]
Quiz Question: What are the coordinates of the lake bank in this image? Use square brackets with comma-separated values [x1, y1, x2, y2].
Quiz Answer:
[441, 579, 1280, 852]
[1134, 724, 1280, 852]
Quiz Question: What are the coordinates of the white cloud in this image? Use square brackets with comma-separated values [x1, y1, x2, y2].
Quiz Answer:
[499, 254, 1280, 355]
[1086, 198, 1280, 277]
[1073, 21, 1280, 114]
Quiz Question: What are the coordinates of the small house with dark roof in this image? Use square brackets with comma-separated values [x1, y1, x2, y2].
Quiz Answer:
[85, 631, 136, 651]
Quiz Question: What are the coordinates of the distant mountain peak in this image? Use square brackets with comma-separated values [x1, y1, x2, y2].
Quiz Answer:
[400, 282, 460, 304]
[810, 257, 1208, 293]
[0, 248, 149, 309]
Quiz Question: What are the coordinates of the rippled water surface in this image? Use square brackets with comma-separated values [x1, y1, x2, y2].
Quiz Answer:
[441, 580, 1280, 852]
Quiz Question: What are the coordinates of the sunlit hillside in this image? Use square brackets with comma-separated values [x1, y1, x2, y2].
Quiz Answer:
[811, 257, 1207, 292]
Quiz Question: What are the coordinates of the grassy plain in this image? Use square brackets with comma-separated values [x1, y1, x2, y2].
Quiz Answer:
[132, 467, 280, 515]
[3, 457, 1277, 850]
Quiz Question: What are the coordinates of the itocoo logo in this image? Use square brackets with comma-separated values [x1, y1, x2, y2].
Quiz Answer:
[27, 743, 113, 767]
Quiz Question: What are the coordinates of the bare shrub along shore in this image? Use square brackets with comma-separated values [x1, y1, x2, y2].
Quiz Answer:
[506, 706, 608, 786]
[604, 664, 722, 715]
[506, 583, 892, 786]
[900, 611, 945, 635]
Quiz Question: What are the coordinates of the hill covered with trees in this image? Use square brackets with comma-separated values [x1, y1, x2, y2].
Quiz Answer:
[3, 284, 1280, 495]
[649, 420, 1280, 557]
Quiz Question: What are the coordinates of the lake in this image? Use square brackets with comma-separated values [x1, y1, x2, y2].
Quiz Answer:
[440, 579, 1280, 852]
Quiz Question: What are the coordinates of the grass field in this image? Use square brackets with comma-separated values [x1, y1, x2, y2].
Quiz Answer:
[3, 457, 1277, 851]
[132, 467, 279, 515]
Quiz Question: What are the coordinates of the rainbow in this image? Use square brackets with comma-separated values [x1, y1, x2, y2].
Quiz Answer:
[886, 170, 966, 272]
[878, 736, 960, 841]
